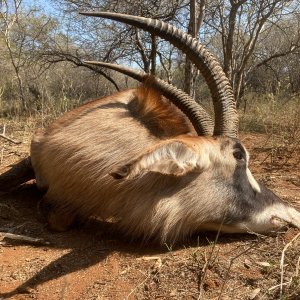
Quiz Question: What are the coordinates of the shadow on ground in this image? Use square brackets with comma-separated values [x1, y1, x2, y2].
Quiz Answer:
[0, 184, 255, 299]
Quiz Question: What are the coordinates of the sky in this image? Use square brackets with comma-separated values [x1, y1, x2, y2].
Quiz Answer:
[23, 0, 57, 14]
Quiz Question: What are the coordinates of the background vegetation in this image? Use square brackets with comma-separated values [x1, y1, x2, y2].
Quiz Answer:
[0, 0, 299, 132]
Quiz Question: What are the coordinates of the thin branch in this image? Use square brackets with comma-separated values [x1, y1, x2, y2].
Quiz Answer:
[256, 46, 300, 68]
[217, 240, 261, 300]
[42, 51, 120, 91]
[0, 134, 21, 144]
[135, 28, 150, 73]
[280, 232, 300, 298]
[0, 232, 51, 246]
[198, 216, 224, 300]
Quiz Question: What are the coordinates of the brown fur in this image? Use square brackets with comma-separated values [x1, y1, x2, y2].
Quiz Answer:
[29, 83, 218, 242]
[2, 80, 300, 244]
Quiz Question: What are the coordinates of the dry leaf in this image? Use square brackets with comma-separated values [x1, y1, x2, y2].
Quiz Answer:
[256, 261, 271, 267]
[249, 288, 261, 299]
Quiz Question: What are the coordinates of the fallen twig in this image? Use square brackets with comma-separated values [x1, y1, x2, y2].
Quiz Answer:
[126, 257, 162, 299]
[295, 256, 300, 277]
[280, 232, 300, 298]
[0, 232, 51, 246]
[198, 217, 224, 300]
[0, 133, 21, 144]
[217, 241, 260, 300]
[268, 282, 289, 291]
[0, 147, 4, 165]
[125, 270, 153, 299]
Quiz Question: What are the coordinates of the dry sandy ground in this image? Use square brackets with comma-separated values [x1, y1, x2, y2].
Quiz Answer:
[0, 119, 299, 300]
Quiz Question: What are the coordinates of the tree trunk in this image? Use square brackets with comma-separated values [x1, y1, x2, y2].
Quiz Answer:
[150, 34, 157, 75]
[184, 0, 197, 97]
[235, 71, 244, 108]
[15, 70, 27, 111]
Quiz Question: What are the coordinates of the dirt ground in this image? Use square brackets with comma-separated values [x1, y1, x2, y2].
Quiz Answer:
[0, 119, 299, 300]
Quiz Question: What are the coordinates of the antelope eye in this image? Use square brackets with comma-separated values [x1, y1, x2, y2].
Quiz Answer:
[233, 150, 244, 160]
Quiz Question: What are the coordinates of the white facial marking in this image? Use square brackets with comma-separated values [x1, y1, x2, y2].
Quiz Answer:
[247, 203, 300, 232]
[246, 168, 261, 193]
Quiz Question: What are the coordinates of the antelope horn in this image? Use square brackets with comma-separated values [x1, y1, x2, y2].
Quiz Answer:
[84, 60, 213, 135]
[79, 11, 238, 137]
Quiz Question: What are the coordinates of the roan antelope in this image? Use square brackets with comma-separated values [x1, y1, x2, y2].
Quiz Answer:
[1, 12, 299, 244]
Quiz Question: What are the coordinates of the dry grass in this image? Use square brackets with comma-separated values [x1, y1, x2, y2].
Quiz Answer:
[240, 93, 300, 169]
[240, 93, 300, 134]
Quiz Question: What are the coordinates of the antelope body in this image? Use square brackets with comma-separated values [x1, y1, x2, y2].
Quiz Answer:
[1, 12, 300, 244]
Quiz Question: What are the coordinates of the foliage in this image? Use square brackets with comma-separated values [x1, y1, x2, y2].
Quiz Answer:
[0, 0, 300, 116]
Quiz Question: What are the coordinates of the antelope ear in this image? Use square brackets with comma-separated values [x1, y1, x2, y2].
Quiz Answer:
[110, 140, 202, 180]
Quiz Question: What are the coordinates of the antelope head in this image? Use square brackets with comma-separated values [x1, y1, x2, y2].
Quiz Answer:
[79, 12, 300, 237]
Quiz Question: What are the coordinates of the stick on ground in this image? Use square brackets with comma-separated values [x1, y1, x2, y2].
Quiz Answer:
[0, 232, 51, 246]
[0, 134, 21, 145]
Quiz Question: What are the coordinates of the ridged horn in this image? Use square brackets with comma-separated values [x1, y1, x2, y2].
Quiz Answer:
[84, 60, 213, 135]
[79, 11, 238, 137]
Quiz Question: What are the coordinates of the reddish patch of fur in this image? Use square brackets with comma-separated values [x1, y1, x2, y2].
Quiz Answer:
[132, 78, 195, 138]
